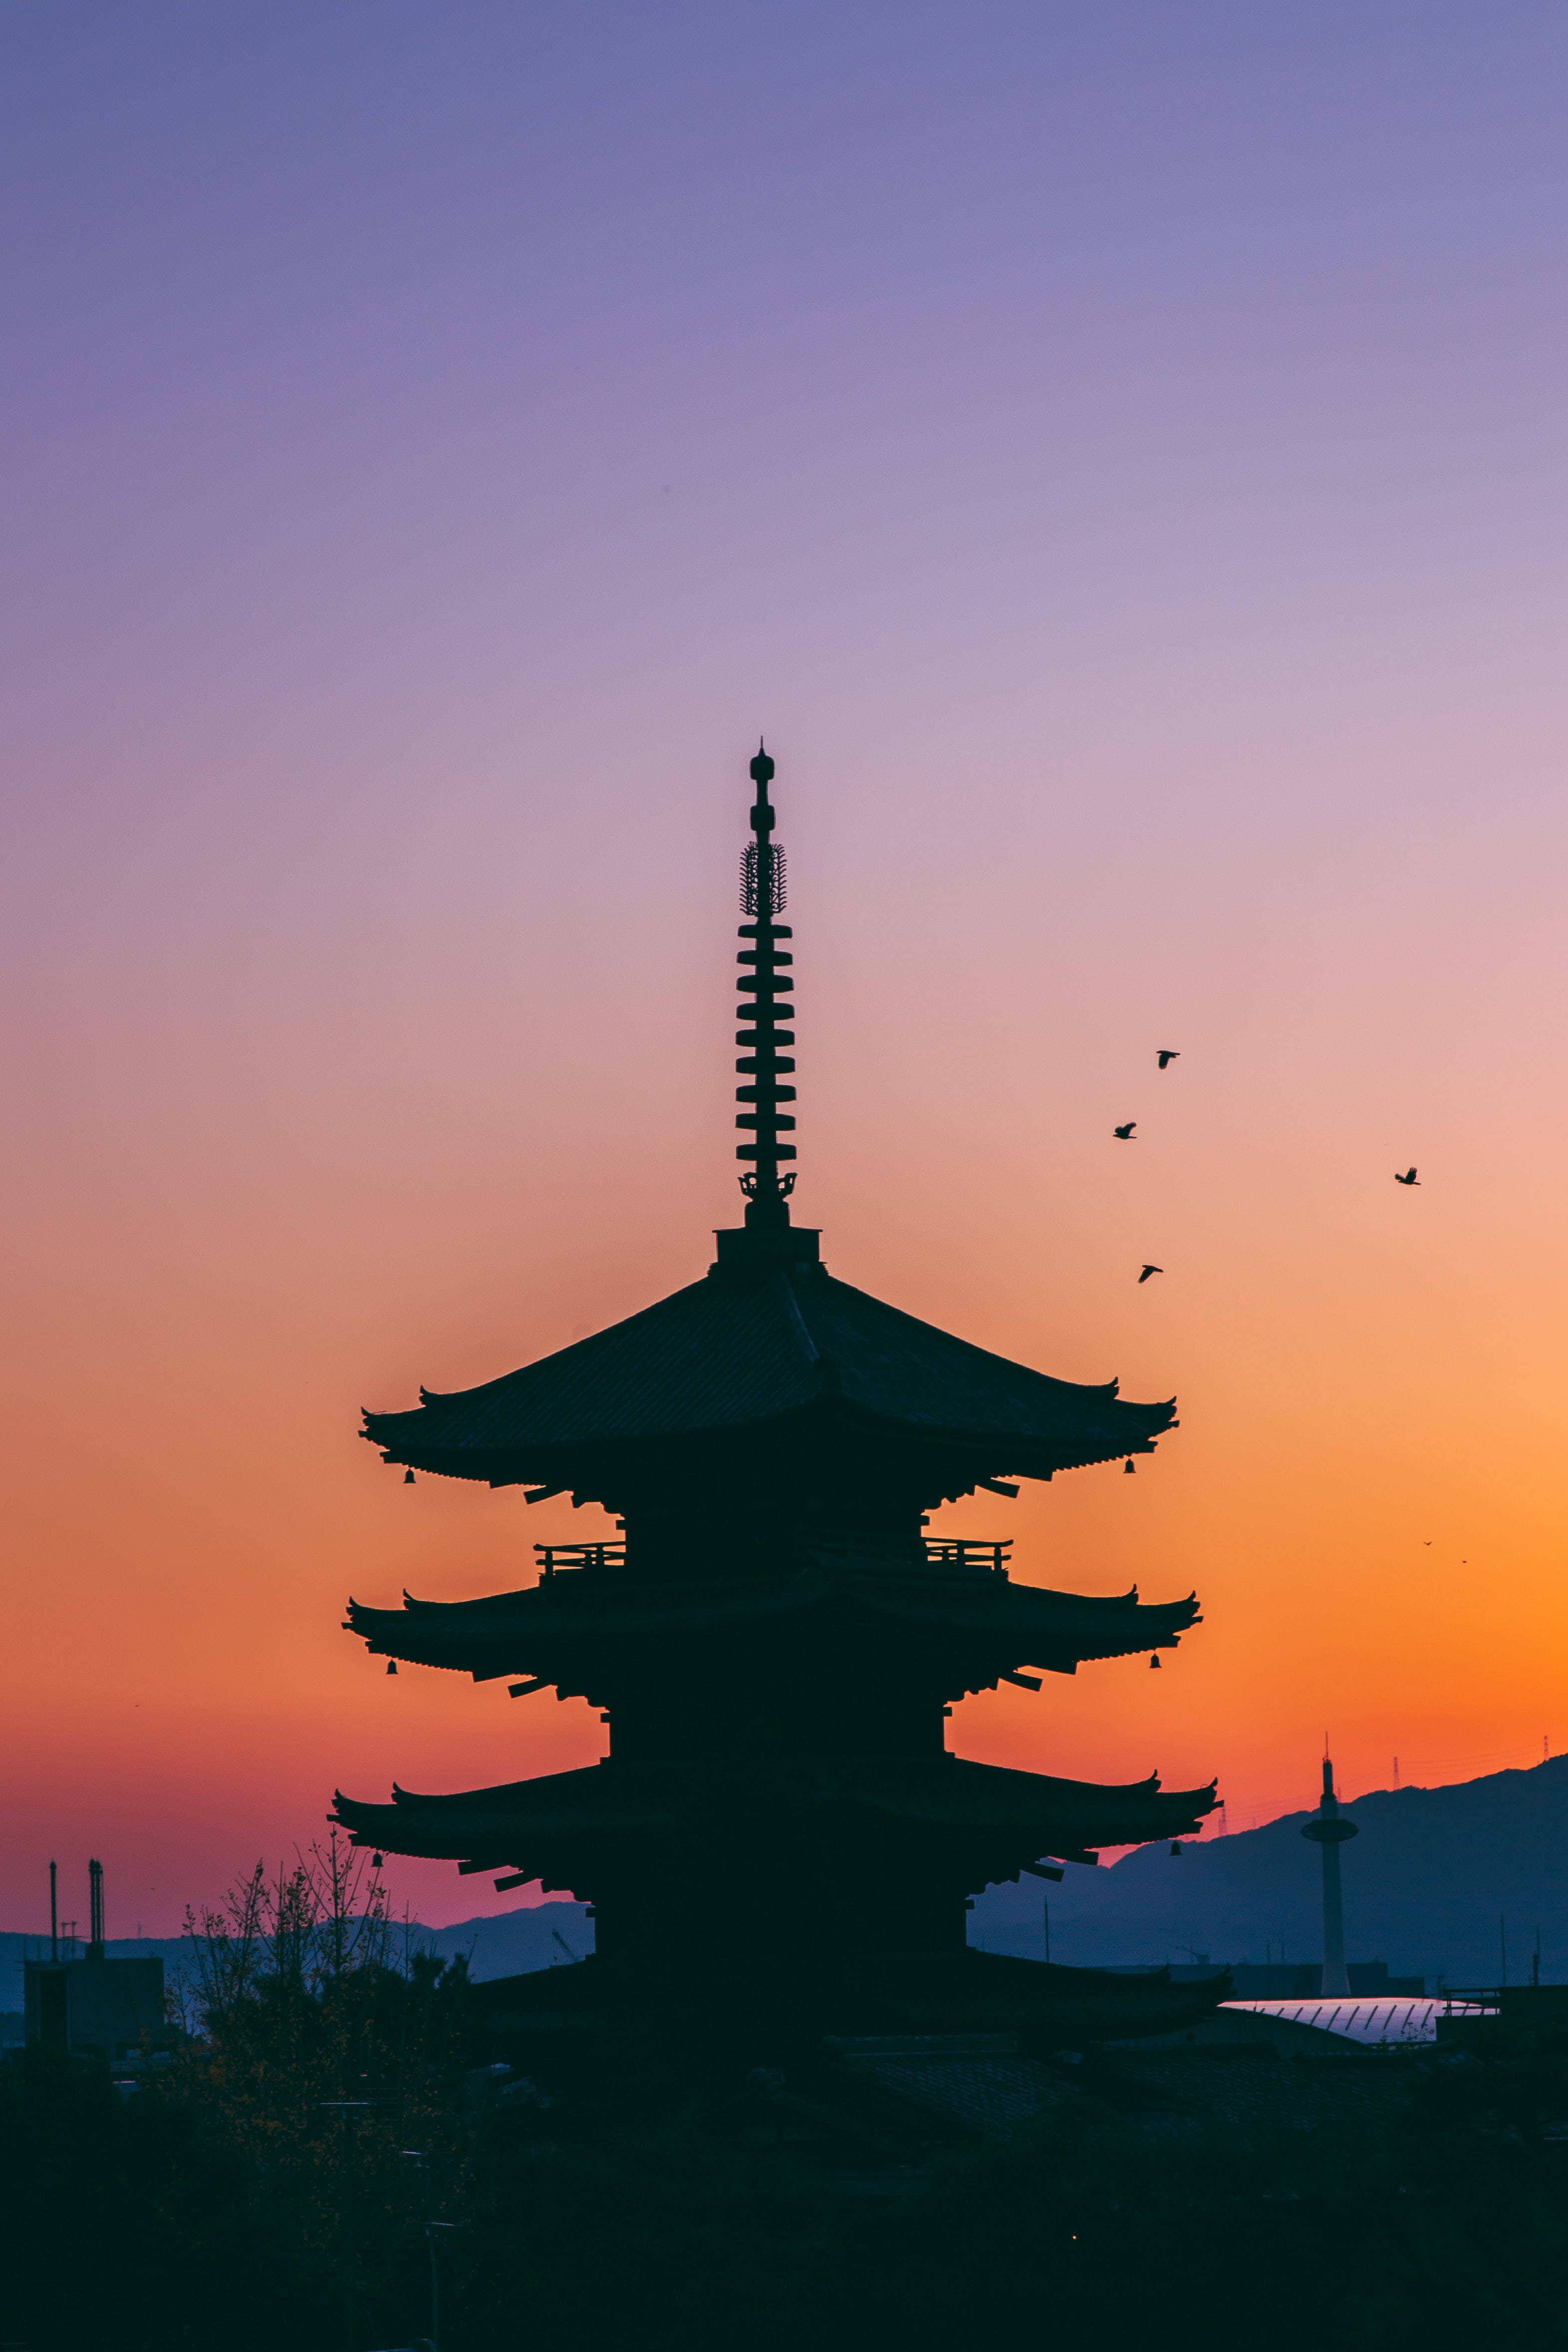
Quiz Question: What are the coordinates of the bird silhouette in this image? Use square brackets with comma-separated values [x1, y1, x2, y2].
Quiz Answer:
[1113, 1121, 1136, 1140]
[1395, 1168, 1420, 1186]
[1157, 1050, 1180, 1069]
[1138, 1264, 1162, 1283]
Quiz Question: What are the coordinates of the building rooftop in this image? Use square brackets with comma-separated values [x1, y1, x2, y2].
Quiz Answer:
[345, 1542, 1200, 1690]
[363, 1255, 1176, 1496]
[333, 1753, 1218, 1882]
[1222, 1994, 1491, 2048]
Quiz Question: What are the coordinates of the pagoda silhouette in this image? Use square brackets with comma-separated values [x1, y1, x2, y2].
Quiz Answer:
[335, 747, 1220, 2037]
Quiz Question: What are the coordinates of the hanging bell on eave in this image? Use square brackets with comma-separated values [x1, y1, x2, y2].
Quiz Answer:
[1124, 1459, 1136, 1474]
[1149, 1654, 1162, 1669]
[404, 1469, 416, 1485]
[387, 1660, 398, 1675]
[1170, 1841, 1183, 1856]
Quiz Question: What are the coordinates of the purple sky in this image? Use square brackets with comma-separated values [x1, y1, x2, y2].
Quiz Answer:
[4, 5, 1567, 1931]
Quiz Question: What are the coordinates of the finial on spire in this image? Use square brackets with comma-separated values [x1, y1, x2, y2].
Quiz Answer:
[734, 742, 796, 1229]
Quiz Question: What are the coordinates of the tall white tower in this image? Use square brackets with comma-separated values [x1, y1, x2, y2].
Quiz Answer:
[1301, 1755, 1357, 1997]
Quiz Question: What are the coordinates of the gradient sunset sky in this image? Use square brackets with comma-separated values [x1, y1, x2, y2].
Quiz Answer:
[4, 4, 1567, 1935]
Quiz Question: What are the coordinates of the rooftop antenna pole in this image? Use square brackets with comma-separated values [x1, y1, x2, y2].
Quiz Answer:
[87, 1858, 104, 1961]
[49, 1860, 57, 1964]
[735, 742, 796, 1231]
[1302, 1753, 1357, 1998]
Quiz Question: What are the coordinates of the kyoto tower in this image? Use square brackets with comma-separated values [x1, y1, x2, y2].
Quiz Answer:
[1301, 1754, 1357, 1998]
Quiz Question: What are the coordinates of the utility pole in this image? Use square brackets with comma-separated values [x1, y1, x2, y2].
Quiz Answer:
[319, 2100, 374, 2351]
[402, 2147, 453, 2352]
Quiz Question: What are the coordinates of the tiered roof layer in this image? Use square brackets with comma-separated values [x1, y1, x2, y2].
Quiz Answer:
[363, 1256, 1176, 1490]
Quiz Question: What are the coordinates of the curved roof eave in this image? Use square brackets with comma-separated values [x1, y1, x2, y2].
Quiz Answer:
[358, 1263, 1178, 1472]
[361, 1395, 1176, 1488]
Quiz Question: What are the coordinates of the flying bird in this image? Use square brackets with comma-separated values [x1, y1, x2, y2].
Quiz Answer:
[1157, 1050, 1180, 1069]
[1138, 1264, 1163, 1283]
[1113, 1121, 1137, 1140]
[1395, 1168, 1420, 1186]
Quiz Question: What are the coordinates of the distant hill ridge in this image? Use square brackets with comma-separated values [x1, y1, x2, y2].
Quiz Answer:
[0, 1901, 594, 2015]
[970, 1754, 1568, 1986]
[4, 1758, 1562, 2002]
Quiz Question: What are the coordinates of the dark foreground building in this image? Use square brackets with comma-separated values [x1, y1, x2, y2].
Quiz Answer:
[24, 1862, 165, 2057]
[335, 748, 1221, 2043]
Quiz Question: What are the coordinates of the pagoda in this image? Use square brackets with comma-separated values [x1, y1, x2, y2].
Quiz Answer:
[334, 748, 1218, 2007]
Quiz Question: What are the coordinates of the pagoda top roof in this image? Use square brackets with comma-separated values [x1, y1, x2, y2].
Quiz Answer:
[363, 1243, 1176, 1486]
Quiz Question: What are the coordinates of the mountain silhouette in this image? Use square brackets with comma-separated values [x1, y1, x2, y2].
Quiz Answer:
[970, 1755, 1568, 1987]
[0, 1900, 595, 2027]
[5, 1761, 1561, 2008]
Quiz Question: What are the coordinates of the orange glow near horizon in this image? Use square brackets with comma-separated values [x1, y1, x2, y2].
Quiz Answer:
[5, 851, 1565, 1937]
[4, 9, 1567, 1937]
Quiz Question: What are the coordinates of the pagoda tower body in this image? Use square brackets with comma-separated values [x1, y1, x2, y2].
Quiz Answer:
[335, 750, 1217, 1985]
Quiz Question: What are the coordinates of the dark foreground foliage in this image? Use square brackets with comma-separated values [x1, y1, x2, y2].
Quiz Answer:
[4, 1993, 1568, 2352]
[0, 1951, 476, 2352]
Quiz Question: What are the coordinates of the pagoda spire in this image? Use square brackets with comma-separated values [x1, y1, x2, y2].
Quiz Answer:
[735, 742, 797, 1229]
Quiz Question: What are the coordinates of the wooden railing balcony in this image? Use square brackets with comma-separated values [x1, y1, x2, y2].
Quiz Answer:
[534, 1537, 1013, 1580]
[535, 1543, 624, 1578]
[920, 1537, 1013, 1578]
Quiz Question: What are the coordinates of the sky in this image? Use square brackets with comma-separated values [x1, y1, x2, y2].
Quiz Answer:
[3, 3, 1566, 1937]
